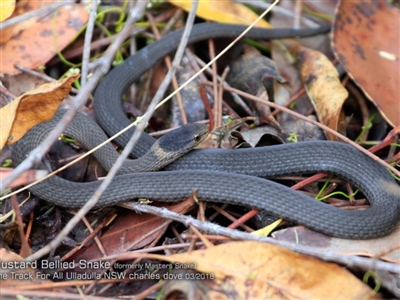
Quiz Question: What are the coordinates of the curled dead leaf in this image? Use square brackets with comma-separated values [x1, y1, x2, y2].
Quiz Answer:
[0, 74, 79, 149]
[294, 45, 348, 140]
[227, 50, 287, 132]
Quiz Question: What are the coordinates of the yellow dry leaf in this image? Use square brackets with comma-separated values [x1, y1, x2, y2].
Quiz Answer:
[0, 99, 20, 149]
[0, 0, 15, 21]
[168, 0, 270, 28]
[128, 241, 378, 299]
[251, 219, 282, 236]
[0, 74, 79, 149]
[294, 46, 348, 140]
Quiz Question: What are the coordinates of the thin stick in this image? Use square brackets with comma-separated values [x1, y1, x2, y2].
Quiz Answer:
[209, 38, 220, 128]
[147, 12, 188, 124]
[14, 65, 79, 94]
[80, 0, 98, 86]
[0, 1, 73, 29]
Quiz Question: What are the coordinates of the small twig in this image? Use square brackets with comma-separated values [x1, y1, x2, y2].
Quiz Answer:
[212, 205, 254, 232]
[189, 224, 214, 248]
[0, 85, 16, 104]
[227, 208, 259, 230]
[291, 173, 328, 190]
[135, 241, 206, 253]
[14, 64, 79, 94]
[368, 127, 400, 153]
[147, 12, 188, 124]
[208, 38, 220, 128]
[181, 234, 231, 241]
[80, 0, 98, 86]
[0, 1, 73, 29]
[293, 0, 302, 29]
[128, 0, 138, 100]
[218, 66, 230, 125]
[11, 195, 32, 258]
[61, 213, 117, 261]
[388, 136, 399, 160]
[199, 85, 214, 130]
[160, 8, 183, 35]
[192, 54, 253, 115]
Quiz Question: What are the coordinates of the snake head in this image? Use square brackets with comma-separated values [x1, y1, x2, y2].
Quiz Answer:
[138, 123, 208, 172]
[156, 123, 209, 155]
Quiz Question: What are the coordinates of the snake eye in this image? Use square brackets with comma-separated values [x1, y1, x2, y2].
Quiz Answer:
[193, 134, 202, 142]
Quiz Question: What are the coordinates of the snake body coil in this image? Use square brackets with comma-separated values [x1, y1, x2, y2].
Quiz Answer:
[13, 23, 400, 239]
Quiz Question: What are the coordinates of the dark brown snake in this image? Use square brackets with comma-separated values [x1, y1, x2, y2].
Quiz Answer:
[13, 23, 399, 239]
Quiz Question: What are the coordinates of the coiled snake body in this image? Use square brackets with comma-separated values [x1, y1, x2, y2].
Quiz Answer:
[13, 24, 399, 239]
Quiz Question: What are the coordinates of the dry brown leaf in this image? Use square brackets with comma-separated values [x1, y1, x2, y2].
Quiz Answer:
[240, 125, 285, 147]
[332, 0, 400, 127]
[273, 225, 400, 264]
[227, 50, 287, 132]
[0, 74, 79, 149]
[155, 241, 378, 299]
[240, 117, 325, 147]
[0, 0, 88, 75]
[294, 46, 348, 140]
[168, 0, 270, 27]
